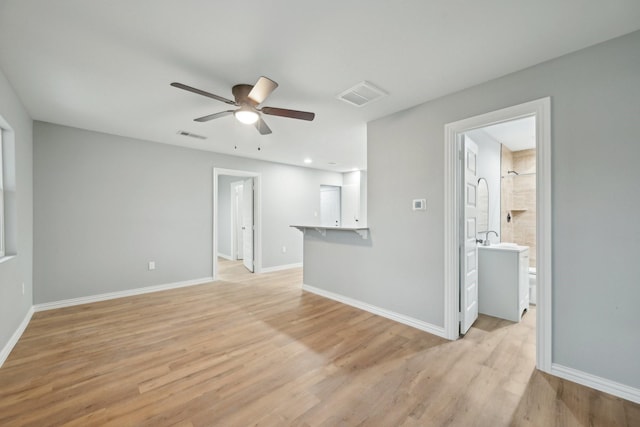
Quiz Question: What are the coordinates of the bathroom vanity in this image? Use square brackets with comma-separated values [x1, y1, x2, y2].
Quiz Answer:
[478, 243, 529, 322]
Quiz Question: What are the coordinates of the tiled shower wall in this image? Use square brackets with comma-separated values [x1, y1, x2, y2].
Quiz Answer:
[501, 146, 537, 268]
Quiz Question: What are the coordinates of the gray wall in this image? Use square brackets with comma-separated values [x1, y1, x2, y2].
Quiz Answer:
[468, 131, 502, 242]
[0, 68, 33, 353]
[305, 30, 640, 389]
[33, 121, 341, 303]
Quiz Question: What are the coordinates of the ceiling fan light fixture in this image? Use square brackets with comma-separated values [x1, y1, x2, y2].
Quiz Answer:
[234, 107, 259, 125]
[171, 76, 314, 135]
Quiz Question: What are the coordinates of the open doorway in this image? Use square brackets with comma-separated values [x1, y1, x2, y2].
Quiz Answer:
[460, 117, 537, 334]
[218, 177, 254, 273]
[213, 168, 261, 281]
[444, 97, 552, 373]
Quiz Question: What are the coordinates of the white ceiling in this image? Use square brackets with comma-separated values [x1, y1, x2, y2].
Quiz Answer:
[1, 1, 639, 172]
[482, 116, 536, 152]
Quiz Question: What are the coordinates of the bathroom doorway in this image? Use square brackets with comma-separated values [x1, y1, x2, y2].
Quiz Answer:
[213, 168, 262, 281]
[477, 117, 537, 271]
[443, 98, 552, 373]
[460, 116, 537, 334]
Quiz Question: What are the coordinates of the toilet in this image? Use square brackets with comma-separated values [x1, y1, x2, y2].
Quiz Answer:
[529, 267, 536, 305]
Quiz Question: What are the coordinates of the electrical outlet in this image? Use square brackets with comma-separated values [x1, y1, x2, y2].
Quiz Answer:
[21, 283, 25, 295]
[148, 261, 155, 271]
[282, 246, 287, 253]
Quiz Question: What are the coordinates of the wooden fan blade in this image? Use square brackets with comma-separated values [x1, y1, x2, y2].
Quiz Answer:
[248, 76, 278, 105]
[194, 110, 234, 122]
[254, 116, 272, 135]
[171, 82, 236, 105]
[261, 106, 315, 121]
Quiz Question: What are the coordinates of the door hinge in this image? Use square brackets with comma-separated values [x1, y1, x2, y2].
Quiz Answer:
[458, 312, 462, 321]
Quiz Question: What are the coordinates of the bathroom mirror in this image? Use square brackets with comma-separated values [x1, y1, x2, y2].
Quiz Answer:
[477, 177, 489, 234]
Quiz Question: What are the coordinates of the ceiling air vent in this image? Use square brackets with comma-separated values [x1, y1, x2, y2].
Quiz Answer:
[337, 81, 388, 107]
[177, 130, 206, 140]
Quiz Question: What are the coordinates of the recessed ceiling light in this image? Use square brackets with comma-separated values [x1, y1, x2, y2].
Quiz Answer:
[304, 158, 312, 164]
[328, 162, 337, 165]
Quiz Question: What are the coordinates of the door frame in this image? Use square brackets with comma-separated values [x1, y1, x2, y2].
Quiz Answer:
[443, 97, 552, 373]
[213, 168, 262, 280]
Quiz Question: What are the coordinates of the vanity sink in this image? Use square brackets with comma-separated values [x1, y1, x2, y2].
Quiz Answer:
[480, 242, 528, 252]
[492, 242, 518, 248]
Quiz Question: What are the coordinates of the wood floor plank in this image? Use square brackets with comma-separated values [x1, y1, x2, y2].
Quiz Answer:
[0, 259, 638, 426]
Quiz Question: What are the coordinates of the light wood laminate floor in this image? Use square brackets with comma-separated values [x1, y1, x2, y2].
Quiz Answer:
[1, 267, 638, 426]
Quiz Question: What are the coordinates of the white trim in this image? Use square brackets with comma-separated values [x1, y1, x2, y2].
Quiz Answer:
[443, 98, 552, 373]
[0, 127, 4, 258]
[536, 98, 553, 373]
[217, 252, 233, 261]
[551, 363, 640, 404]
[260, 262, 303, 273]
[443, 123, 461, 341]
[0, 255, 16, 264]
[33, 277, 214, 312]
[302, 284, 446, 338]
[213, 168, 262, 280]
[0, 306, 34, 368]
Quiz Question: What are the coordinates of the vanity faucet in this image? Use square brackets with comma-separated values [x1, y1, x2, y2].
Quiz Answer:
[481, 230, 499, 246]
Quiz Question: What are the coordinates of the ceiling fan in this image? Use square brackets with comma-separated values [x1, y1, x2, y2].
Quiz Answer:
[171, 76, 315, 135]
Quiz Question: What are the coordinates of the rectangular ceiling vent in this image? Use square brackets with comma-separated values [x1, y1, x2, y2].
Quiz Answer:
[177, 130, 207, 140]
[337, 81, 388, 107]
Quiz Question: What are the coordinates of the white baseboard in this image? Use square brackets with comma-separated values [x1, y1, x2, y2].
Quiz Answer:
[217, 253, 233, 261]
[34, 277, 215, 312]
[261, 262, 303, 273]
[302, 284, 446, 338]
[0, 306, 34, 368]
[551, 363, 640, 404]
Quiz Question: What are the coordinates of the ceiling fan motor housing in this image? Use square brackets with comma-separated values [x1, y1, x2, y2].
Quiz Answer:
[232, 84, 257, 106]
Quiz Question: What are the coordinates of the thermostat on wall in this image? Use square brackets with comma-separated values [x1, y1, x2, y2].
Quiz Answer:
[413, 199, 426, 211]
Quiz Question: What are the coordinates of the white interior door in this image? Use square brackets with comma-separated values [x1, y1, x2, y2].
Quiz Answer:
[242, 178, 254, 272]
[460, 136, 479, 334]
[320, 185, 341, 227]
[231, 181, 244, 260]
[341, 184, 360, 227]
